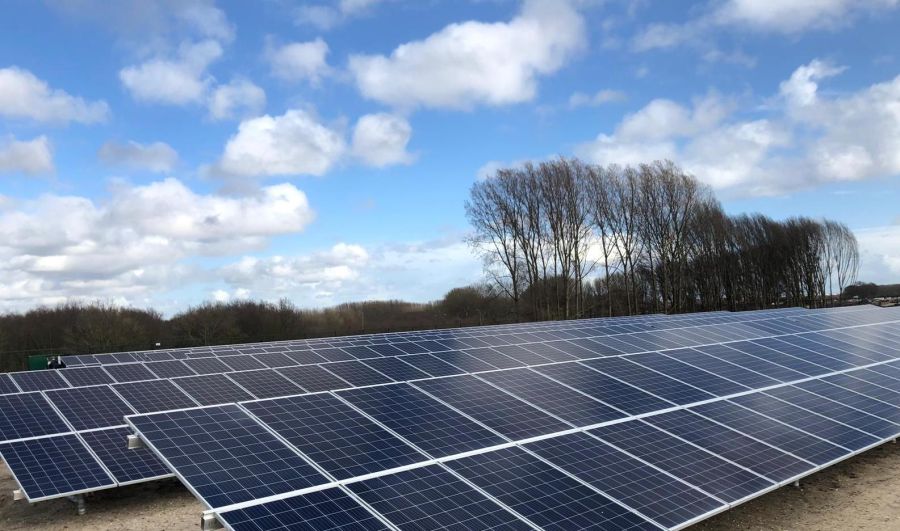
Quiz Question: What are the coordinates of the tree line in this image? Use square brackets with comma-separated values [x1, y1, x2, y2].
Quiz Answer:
[466, 158, 860, 320]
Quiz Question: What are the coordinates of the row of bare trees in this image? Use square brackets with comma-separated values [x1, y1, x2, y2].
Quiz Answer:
[466, 158, 860, 320]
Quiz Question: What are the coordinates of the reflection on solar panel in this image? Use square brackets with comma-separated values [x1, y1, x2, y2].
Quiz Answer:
[347, 465, 531, 530]
[126, 405, 327, 508]
[447, 446, 659, 531]
[0, 434, 115, 501]
[218, 487, 389, 531]
[535, 362, 672, 415]
[242, 393, 426, 479]
[80, 427, 172, 484]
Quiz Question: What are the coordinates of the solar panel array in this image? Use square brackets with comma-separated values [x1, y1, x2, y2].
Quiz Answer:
[0, 305, 897, 530]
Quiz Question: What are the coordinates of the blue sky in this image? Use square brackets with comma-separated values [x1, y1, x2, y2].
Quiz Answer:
[0, 0, 899, 315]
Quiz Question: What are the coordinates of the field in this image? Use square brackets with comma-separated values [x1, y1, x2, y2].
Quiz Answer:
[2, 442, 899, 530]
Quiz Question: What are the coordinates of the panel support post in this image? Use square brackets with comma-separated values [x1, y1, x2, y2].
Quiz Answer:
[12, 489, 23, 501]
[67, 494, 86, 515]
[793, 480, 800, 488]
[201, 513, 223, 530]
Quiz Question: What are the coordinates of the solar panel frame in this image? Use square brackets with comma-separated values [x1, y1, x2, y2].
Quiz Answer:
[80, 427, 173, 485]
[58, 366, 115, 387]
[113, 379, 200, 413]
[44, 385, 136, 430]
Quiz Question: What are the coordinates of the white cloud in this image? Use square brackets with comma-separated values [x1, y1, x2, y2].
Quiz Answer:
[0, 67, 109, 124]
[214, 109, 346, 178]
[208, 78, 266, 121]
[352, 113, 413, 167]
[349, 0, 586, 110]
[0, 178, 315, 310]
[577, 60, 900, 196]
[568, 89, 627, 108]
[119, 40, 223, 105]
[0, 136, 54, 175]
[265, 39, 330, 84]
[295, 0, 385, 30]
[98, 141, 179, 173]
[856, 225, 900, 284]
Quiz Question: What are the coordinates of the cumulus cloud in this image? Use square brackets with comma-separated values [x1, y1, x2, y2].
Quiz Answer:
[352, 113, 413, 167]
[0, 178, 314, 310]
[568, 90, 627, 108]
[856, 225, 900, 284]
[577, 60, 900, 196]
[98, 140, 179, 173]
[265, 39, 330, 84]
[208, 78, 266, 121]
[295, 0, 385, 30]
[633, 0, 899, 52]
[349, 0, 586, 110]
[119, 40, 223, 105]
[0, 136, 54, 175]
[213, 109, 346, 178]
[0, 67, 109, 124]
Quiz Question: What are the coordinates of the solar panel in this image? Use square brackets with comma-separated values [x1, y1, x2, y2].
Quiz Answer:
[278, 365, 350, 392]
[590, 420, 774, 504]
[225, 370, 304, 399]
[347, 464, 531, 530]
[463, 347, 525, 369]
[283, 350, 329, 366]
[252, 352, 297, 368]
[447, 446, 659, 531]
[763, 385, 900, 439]
[323, 361, 393, 387]
[362, 357, 430, 382]
[80, 427, 172, 484]
[491, 344, 554, 365]
[729, 342, 831, 377]
[44, 385, 135, 430]
[0, 374, 19, 394]
[144, 360, 197, 378]
[643, 409, 813, 482]
[667, 347, 780, 389]
[126, 404, 328, 508]
[172, 374, 255, 406]
[414, 375, 570, 440]
[697, 344, 807, 382]
[242, 393, 426, 480]
[397, 353, 466, 377]
[113, 379, 199, 413]
[104, 363, 157, 383]
[0, 434, 115, 501]
[218, 487, 389, 531]
[477, 368, 626, 427]
[626, 351, 749, 397]
[10, 370, 70, 392]
[535, 362, 672, 415]
[338, 383, 505, 458]
[312, 348, 356, 362]
[59, 366, 114, 387]
[795, 379, 900, 425]
[582, 358, 716, 405]
[220, 355, 268, 372]
[0, 392, 70, 440]
[526, 431, 725, 529]
[182, 357, 232, 375]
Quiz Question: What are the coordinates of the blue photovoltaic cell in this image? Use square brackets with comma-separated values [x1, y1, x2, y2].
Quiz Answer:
[519, 342, 579, 362]
[777, 335, 875, 367]
[478, 368, 626, 427]
[439, 351, 499, 373]
[491, 345, 554, 366]
[128, 404, 328, 508]
[751, 338, 853, 371]
[219, 355, 268, 372]
[391, 342, 429, 355]
[795, 379, 900, 425]
[643, 409, 813, 483]
[535, 362, 673, 415]
[665, 348, 780, 389]
[0, 374, 19, 394]
[172, 374, 255, 406]
[729, 392, 878, 452]
[145, 360, 196, 378]
[113, 379, 199, 413]
[10, 370, 70, 392]
[312, 348, 356, 362]
[366, 343, 407, 357]
[104, 363, 157, 383]
[627, 351, 750, 397]
[323, 361, 393, 387]
[0, 392, 70, 440]
[582, 358, 716, 405]
[464, 347, 526, 369]
[397, 353, 466, 377]
[526, 431, 724, 529]
[225, 370, 304, 400]
[279, 365, 350, 392]
[0, 434, 114, 501]
[689, 401, 845, 465]
[348, 464, 530, 530]
[182, 357, 232, 375]
[242, 393, 426, 480]
[59, 366, 114, 387]
[283, 350, 329, 366]
[218, 487, 388, 531]
[362, 357, 430, 382]
[80, 427, 172, 484]
[728, 342, 831, 376]
[341, 345, 380, 359]
[823, 372, 900, 405]
[252, 352, 297, 368]
[414, 375, 569, 440]
[338, 383, 505, 458]
[45, 385, 135, 430]
[590, 420, 774, 504]
[697, 344, 807, 382]
[447, 446, 658, 531]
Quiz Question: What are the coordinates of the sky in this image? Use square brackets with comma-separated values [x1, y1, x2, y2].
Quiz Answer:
[0, 0, 899, 315]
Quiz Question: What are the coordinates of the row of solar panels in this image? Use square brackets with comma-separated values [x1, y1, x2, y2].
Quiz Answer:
[0, 306, 896, 512]
[118, 315, 900, 530]
[59, 307, 817, 367]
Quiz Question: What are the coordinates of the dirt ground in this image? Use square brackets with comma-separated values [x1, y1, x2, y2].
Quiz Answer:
[1, 442, 899, 530]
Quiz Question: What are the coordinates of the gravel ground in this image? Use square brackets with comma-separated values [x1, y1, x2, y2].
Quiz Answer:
[1, 442, 899, 530]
